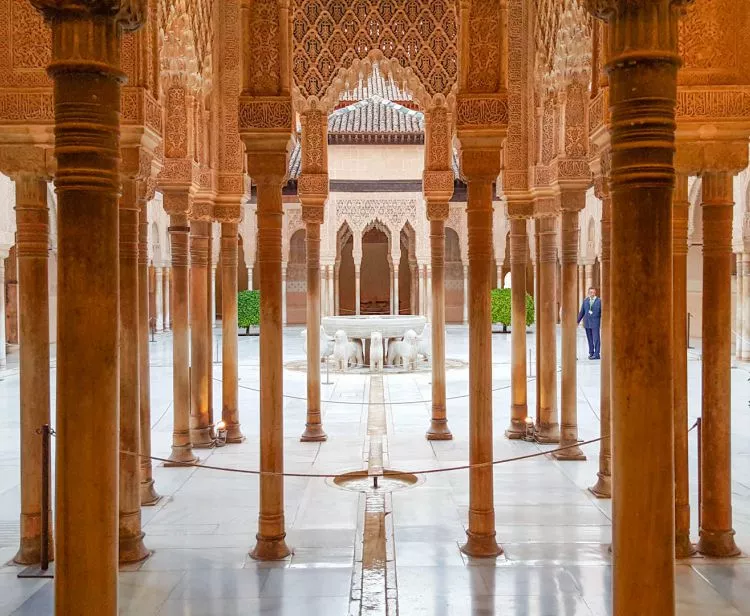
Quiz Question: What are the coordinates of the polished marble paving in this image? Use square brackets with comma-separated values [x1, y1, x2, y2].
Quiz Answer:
[0, 325, 749, 615]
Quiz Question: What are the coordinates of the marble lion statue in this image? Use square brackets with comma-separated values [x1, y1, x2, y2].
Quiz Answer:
[387, 329, 418, 370]
[416, 323, 431, 362]
[370, 331, 384, 372]
[333, 330, 363, 371]
[301, 325, 334, 361]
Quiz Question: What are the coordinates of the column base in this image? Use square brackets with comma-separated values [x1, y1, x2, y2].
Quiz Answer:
[534, 423, 560, 444]
[675, 532, 697, 559]
[118, 532, 151, 564]
[140, 479, 162, 507]
[300, 424, 328, 442]
[504, 416, 527, 440]
[552, 445, 586, 461]
[190, 427, 215, 449]
[588, 473, 612, 499]
[698, 528, 741, 558]
[460, 531, 503, 558]
[226, 423, 246, 443]
[249, 533, 291, 561]
[165, 445, 199, 467]
[426, 418, 453, 440]
[14, 535, 54, 566]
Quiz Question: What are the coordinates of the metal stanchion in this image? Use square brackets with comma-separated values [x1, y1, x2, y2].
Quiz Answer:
[322, 356, 332, 385]
[697, 416, 702, 532]
[18, 424, 54, 578]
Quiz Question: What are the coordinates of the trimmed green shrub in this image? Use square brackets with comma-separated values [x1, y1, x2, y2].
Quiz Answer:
[238, 290, 260, 334]
[490, 288, 535, 332]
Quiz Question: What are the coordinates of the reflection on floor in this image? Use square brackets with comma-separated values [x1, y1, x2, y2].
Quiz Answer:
[1, 325, 749, 615]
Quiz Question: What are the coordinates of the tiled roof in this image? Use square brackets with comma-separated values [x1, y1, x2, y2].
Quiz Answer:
[327, 96, 424, 143]
[339, 65, 412, 103]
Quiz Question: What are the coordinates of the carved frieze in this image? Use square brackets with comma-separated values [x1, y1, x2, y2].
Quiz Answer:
[238, 98, 293, 132]
[455, 94, 509, 129]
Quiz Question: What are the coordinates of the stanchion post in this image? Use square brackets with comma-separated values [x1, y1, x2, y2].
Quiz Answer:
[697, 416, 702, 531]
[40, 424, 50, 571]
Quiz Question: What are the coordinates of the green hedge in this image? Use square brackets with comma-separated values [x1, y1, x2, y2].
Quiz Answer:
[490, 288, 535, 332]
[238, 290, 260, 333]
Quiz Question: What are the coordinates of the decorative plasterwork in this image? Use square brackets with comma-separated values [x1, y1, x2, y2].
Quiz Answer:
[291, 1, 458, 105]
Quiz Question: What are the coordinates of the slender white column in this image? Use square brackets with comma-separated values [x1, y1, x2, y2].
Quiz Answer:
[327, 266, 334, 317]
[247, 267, 254, 290]
[320, 267, 327, 317]
[426, 265, 432, 321]
[163, 268, 171, 330]
[281, 265, 287, 325]
[463, 264, 469, 324]
[743, 253, 750, 361]
[155, 267, 164, 331]
[0, 256, 6, 368]
[393, 271, 400, 315]
[355, 264, 361, 315]
[418, 265, 426, 315]
[734, 252, 744, 359]
[334, 262, 340, 315]
[210, 266, 217, 328]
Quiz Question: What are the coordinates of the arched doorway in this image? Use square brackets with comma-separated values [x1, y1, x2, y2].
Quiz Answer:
[286, 229, 306, 324]
[445, 227, 464, 323]
[337, 223, 355, 315]
[361, 224, 390, 315]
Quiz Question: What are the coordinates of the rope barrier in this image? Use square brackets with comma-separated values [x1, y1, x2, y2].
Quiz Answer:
[120, 436, 608, 479]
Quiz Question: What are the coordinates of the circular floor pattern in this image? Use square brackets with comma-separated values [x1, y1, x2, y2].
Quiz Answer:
[284, 358, 468, 373]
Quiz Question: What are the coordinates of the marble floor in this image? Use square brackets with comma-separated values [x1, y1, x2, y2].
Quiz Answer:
[1, 325, 750, 615]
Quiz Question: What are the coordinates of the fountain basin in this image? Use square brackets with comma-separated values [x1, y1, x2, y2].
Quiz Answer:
[321, 315, 426, 339]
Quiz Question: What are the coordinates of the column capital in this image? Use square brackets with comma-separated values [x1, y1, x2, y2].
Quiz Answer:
[559, 189, 587, 213]
[213, 196, 243, 224]
[423, 170, 455, 203]
[0, 147, 53, 181]
[189, 198, 214, 222]
[426, 201, 450, 222]
[301, 205, 325, 225]
[506, 195, 534, 220]
[676, 140, 749, 176]
[31, 1, 146, 29]
[458, 147, 502, 183]
[298, 173, 329, 207]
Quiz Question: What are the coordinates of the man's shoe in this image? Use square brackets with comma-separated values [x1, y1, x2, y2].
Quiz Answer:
[594, 355, 601, 360]
[588, 355, 594, 360]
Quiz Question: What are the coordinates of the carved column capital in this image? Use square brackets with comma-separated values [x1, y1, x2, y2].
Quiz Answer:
[426, 201, 450, 222]
[423, 170, 455, 203]
[0, 147, 52, 180]
[213, 199, 243, 224]
[189, 198, 214, 222]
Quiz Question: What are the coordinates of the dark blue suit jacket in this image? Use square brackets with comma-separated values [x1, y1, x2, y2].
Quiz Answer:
[577, 297, 601, 329]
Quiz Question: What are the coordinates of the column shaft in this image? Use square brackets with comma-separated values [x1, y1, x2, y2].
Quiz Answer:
[14, 175, 51, 565]
[163, 267, 170, 330]
[50, 17, 123, 609]
[250, 178, 290, 560]
[166, 212, 197, 465]
[585, 264, 594, 292]
[206, 228, 214, 435]
[0, 259, 5, 368]
[554, 208, 585, 460]
[355, 265, 361, 315]
[189, 220, 212, 447]
[590, 193, 612, 498]
[534, 229, 541, 426]
[427, 216, 451, 440]
[673, 174, 694, 556]
[462, 265, 469, 324]
[506, 217, 528, 438]
[536, 216, 559, 443]
[281, 266, 287, 325]
[393, 269, 400, 315]
[698, 172, 740, 557]
[301, 220, 326, 441]
[460, 180, 501, 558]
[328, 266, 334, 318]
[221, 222, 244, 442]
[735, 257, 743, 359]
[155, 267, 164, 331]
[139, 199, 160, 505]
[743, 254, 750, 361]
[601, 8, 679, 610]
[118, 180, 148, 562]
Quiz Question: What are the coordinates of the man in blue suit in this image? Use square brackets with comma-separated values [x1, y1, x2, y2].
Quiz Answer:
[577, 287, 602, 360]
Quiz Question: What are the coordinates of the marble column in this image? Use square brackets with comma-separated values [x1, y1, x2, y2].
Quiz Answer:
[39, 9, 133, 610]
[220, 221, 244, 442]
[189, 219, 212, 447]
[13, 174, 51, 565]
[426, 211, 452, 440]
[281, 265, 288, 325]
[462, 264, 468, 324]
[698, 171, 740, 557]
[735, 256, 743, 359]
[536, 216, 559, 443]
[584, 262, 594, 293]
[206, 227, 214, 438]
[578, 265, 585, 304]
[0, 256, 6, 369]
[210, 265, 217, 328]
[118, 178, 149, 563]
[247, 266, 254, 291]
[589, 182, 612, 499]
[426, 265, 432, 321]
[163, 267, 170, 330]
[155, 267, 164, 331]
[334, 262, 340, 315]
[743, 253, 750, 361]
[301, 213, 327, 442]
[459, 157, 501, 558]
[673, 174, 694, 556]
[534, 231, 541, 425]
[165, 208, 198, 465]
[328, 265, 334, 317]
[506, 217, 528, 438]
[418, 265, 425, 316]
[393, 268, 400, 315]
[554, 205, 585, 460]
[586, 2, 681, 611]
[249, 162, 291, 560]
[355, 262, 361, 315]
[320, 267, 327, 317]
[139, 198, 160, 506]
